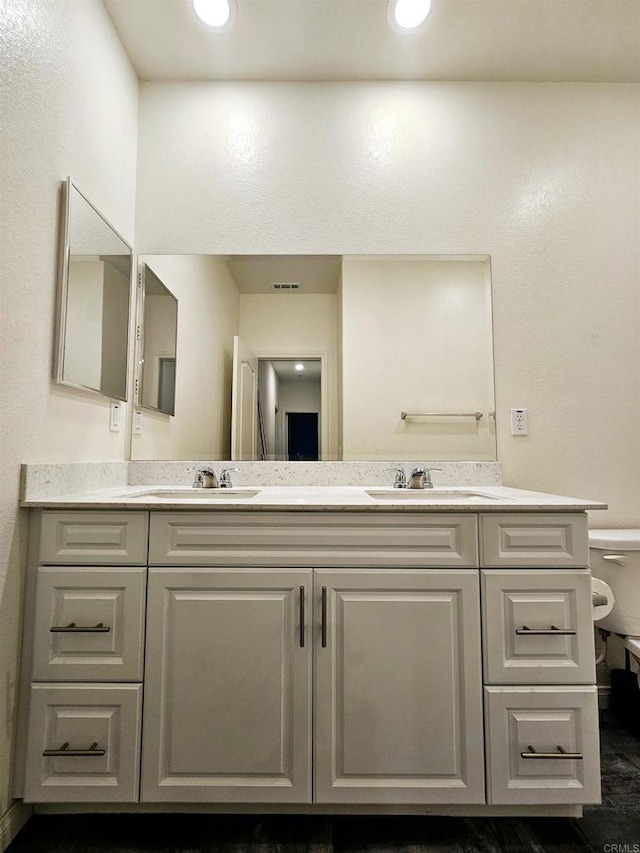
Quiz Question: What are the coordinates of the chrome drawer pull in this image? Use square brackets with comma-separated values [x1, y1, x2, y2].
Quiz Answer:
[50, 622, 111, 633]
[521, 745, 583, 760]
[321, 586, 328, 648]
[515, 625, 577, 636]
[43, 741, 106, 757]
[299, 586, 305, 648]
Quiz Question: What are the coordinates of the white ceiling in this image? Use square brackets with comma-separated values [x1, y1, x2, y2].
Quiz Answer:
[104, 0, 640, 83]
[268, 359, 322, 382]
[226, 254, 341, 293]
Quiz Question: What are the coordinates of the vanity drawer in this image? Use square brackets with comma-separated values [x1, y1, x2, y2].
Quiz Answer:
[480, 514, 588, 568]
[481, 570, 595, 684]
[32, 566, 146, 682]
[484, 686, 600, 805]
[24, 683, 142, 803]
[40, 512, 149, 565]
[148, 512, 479, 567]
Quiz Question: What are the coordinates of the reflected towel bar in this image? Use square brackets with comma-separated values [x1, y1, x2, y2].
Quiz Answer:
[401, 411, 483, 421]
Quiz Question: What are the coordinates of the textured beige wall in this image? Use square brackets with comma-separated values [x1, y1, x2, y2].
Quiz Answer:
[133, 255, 240, 460]
[136, 81, 640, 526]
[0, 0, 138, 819]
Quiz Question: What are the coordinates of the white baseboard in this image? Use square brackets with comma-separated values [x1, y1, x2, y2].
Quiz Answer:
[0, 801, 32, 852]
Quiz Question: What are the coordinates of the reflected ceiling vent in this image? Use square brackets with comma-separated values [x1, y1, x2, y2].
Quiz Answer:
[271, 282, 300, 291]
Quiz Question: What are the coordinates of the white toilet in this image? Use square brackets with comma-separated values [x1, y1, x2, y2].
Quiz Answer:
[589, 528, 640, 662]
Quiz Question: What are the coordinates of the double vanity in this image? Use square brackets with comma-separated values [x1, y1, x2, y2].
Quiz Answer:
[14, 471, 607, 818]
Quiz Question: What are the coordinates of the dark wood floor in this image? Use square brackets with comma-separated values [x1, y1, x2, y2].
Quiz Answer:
[8, 711, 640, 853]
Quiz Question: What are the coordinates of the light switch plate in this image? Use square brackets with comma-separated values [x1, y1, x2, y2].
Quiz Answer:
[109, 401, 122, 433]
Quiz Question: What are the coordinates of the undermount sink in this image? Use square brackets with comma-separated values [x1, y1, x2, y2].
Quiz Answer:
[127, 488, 261, 500]
[365, 489, 502, 501]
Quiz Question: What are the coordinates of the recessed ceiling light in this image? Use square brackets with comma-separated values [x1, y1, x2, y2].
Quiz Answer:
[192, 0, 236, 30]
[387, 0, 431, 31]
[294, 363, 305, 371]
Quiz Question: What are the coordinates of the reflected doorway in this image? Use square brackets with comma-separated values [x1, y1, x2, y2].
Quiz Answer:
[258, 358, 322, 461]
[286, 413, 319, 461]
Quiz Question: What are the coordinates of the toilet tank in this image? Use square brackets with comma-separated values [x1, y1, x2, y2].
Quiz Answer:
[589, 529, 640, 636]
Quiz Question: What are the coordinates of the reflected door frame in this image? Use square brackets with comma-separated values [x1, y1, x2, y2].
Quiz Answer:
[255, 351, 328, 462]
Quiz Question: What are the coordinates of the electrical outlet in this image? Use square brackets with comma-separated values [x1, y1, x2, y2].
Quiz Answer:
[510, 408, 529, 436]
[133, 410, 143, 436]
[109, 401, 122, 433]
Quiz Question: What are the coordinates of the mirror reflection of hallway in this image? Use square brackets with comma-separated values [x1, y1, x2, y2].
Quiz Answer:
[258, 359, 321, 461]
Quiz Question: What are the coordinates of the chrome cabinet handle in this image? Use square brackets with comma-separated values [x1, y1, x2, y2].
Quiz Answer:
[515, 625, 577, 636]
[321, 586, 328, 648]
[521, 745, 583, 760]
[50, 622, 111, 633]
[299, 586, 305, 648]
[43, 741, 106, 757]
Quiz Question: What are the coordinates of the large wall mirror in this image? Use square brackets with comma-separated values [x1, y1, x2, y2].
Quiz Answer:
[55, 178, 132, 400]
[130, 254, 496, 462]
[137, 263, 178, 416]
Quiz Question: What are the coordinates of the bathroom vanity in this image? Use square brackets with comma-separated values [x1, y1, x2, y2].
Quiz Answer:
[15, 483, 606, 817]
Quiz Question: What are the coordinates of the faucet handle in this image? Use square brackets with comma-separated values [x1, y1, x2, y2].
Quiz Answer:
[409, 465, 442, 489]
[186, 465, 218, 488]
[384, 466, 407, 488]
[219, 467, 240, 488]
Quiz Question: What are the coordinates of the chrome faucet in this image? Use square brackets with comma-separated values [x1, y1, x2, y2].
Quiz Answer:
[384, 466, 408, 489]
[407, 466, 442, 489]
[188, 466, 218, 489]
[219, 467, 239, 488]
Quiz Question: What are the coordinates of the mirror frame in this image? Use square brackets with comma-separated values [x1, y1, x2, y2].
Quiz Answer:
[54, 177, 133, 401]
[135, 262, 179, 417]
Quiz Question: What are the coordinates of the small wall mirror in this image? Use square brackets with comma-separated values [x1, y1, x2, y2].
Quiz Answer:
[55, 178, 132, 400]
[137, 263, 178, 416]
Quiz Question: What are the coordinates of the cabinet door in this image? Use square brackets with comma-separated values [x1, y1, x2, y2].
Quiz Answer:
[481, 570, 595, 684]
[314, 569, 485, 804]
[32, 566, 146, 682]
[485, 686, 600, 804]
[24, 684, 142, 803]
[142, 568, 312, 803]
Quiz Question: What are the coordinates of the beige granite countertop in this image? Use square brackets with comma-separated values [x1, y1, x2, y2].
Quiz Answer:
[19, 484, 608, 512]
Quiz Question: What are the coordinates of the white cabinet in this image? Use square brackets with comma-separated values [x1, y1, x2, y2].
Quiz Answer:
[141, 568, 312, 803]
[480, 514, 588, 568]
[24, 684, 142, 803]
[32, 566, 146, 682]
[481, 569, 595, 684]
[40, 512, 148, 565]
[479, 521, 600, 807]
[148, 512, 478, 568]
[314, 570, 485, 804]
[18, 506, 599, 813]
[20, 512, 149, 804]
[141, 566, 484, 805]
[484, 686, 600, 805]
